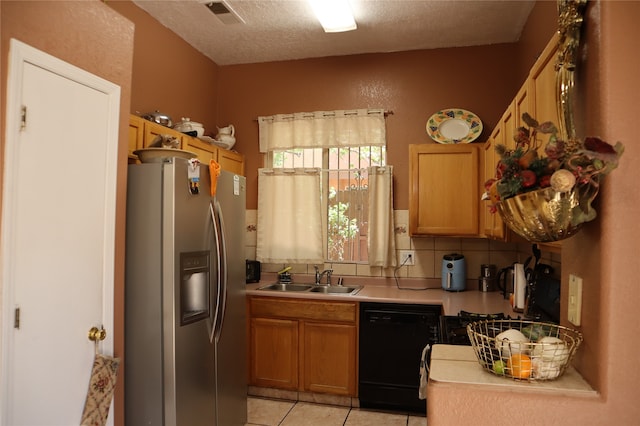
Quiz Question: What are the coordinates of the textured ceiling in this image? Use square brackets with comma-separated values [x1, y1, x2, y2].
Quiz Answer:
[133, 0, 536, 65]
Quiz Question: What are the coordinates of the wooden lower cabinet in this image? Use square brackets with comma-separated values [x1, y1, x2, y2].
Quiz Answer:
[250, 317, 299, 390]
[302, 321, 357, 395]
[248, 296, 358, 397]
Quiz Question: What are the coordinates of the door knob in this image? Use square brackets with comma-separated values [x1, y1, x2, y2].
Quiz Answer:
[88, 326, 106, 342]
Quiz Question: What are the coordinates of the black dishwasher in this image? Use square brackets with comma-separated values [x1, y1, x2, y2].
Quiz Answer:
[359, 302, 441, 413]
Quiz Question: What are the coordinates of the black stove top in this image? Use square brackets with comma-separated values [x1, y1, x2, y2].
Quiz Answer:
[439, 311, 508, 345]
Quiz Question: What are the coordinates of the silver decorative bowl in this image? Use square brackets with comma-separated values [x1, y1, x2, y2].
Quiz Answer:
[496, 187, 583, 242]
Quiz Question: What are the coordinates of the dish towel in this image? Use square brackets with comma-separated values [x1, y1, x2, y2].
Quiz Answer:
[209, 159, 221, 196]
[80, 354, 120, 426]
[419, 344, 430, 400]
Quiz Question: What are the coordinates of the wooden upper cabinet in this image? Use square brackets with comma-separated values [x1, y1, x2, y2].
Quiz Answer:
[218, 149, 245, 176]
[409, 144, 480, 236]
[128, 115, 245, 175]
[514, 81, 532, 131]
[479, 34, 562, 249]
[184, 137, 217, 164]
[142, 120, 175, 148]
[481, 138, 505, 240]
[501, 100, 516, 150]
[529, 32, 560, 131]
[128, 115, 144, 163]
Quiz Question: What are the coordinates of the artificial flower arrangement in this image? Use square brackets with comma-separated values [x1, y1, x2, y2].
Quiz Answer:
[484, 113, 624, 227]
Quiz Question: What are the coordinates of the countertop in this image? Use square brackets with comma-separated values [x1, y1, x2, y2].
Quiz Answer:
[429, 344, 597, 397]
[245, 279, 513, 316]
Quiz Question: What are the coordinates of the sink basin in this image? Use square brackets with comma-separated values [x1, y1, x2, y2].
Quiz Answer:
[308, 286, 362, 295]
[256, 282, 362, 295]
[258, 283, 313, 292]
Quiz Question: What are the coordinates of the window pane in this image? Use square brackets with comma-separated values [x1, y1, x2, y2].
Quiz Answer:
[326, 146, 385, 263]
[272, 149, 322, 168]
[270, 146, 385, 264]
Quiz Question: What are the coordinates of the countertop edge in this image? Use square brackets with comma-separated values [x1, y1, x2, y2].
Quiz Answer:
[245, 281, 514, 316]
[428, 345, 598, 398]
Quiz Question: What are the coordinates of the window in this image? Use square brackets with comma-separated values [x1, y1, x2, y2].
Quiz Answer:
[257, 108, 395, 267]
[268, 146, 386, 263]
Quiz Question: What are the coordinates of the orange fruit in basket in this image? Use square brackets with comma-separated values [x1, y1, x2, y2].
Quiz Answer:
[507, 354, 532, 379]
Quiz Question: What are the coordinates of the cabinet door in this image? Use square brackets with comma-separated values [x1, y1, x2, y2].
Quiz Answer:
[143, 120, 181, 148]
[218, 149, 245, 176]
[249, 317, 299, 390]
[128, 115, 144, 163]
[480, 140, 490, 238]
[301, 322, 357, 396]
[514, 81, 532, 132]
[528, 35, 563, 253]
[502, 100, 516, 150]
[529, 34, 559, 132]
[481, 138, 505, 240]
[184, 137, 217, 163]
[409, 144, 479, 236]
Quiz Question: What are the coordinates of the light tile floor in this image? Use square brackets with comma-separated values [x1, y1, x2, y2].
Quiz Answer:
[247, 397, 427, 426]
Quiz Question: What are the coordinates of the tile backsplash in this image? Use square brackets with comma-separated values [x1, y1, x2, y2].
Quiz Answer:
[245, 209, 560, 283]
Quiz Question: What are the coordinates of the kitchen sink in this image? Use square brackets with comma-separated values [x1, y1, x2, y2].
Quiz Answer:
[257, 283, 362, 295]
[257, 283, 313, 292]
[308, 286, 362, 295]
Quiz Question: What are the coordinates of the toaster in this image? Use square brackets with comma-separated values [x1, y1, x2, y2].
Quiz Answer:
[246, 260, 261, 283]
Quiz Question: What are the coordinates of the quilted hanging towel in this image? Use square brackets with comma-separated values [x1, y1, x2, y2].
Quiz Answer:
[80, 354, 120, 426]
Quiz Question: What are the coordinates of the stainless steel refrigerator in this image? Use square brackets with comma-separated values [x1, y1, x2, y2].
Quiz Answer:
[125, 158, 247, 426]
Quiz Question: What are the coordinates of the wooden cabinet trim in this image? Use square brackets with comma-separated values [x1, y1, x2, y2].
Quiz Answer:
[249, 296, 357, 323]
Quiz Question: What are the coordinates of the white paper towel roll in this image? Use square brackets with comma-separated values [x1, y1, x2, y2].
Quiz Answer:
[514, 263, 527, 311]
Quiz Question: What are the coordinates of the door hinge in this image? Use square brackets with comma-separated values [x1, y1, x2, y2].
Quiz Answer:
[20, 105, 27, 131]
[14, 307, 20, 329]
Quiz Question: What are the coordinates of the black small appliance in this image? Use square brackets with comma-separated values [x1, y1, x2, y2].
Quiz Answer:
[246, 260, 261, 283]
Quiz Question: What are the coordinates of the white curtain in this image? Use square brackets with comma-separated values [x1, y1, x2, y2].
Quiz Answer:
[258, 108, 386, 152]
[367, 166, 396, 267]
[256, 168, 324, 264]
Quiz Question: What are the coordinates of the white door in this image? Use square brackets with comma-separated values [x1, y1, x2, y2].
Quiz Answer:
[0, 40, 120, 425]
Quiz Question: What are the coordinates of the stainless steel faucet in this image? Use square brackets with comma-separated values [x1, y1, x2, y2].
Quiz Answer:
[314, 265, 333, 285]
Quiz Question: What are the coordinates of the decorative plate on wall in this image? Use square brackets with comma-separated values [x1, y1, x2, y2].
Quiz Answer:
[426, 108, 483, 144]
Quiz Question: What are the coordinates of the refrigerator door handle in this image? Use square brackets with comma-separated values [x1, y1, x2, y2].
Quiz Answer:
[210, 200, 228, 343]
[209, 202, 222, 343]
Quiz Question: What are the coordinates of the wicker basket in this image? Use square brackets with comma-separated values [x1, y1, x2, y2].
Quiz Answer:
[467, 320, 583, 382]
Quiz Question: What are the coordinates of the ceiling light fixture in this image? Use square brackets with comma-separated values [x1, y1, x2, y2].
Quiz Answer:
[307, 0, 357, 33]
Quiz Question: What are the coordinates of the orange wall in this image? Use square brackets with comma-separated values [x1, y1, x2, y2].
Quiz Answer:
[218, 2, 557, 211]
[5, 0, 638, 423]
[218, 45, 523, 210]
[0, 2, 134, 425]
[107, 1, 219, 137]
[427, 1, 640, 424]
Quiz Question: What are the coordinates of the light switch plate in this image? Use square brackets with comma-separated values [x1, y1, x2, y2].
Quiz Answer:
[568, 274, 583, 326]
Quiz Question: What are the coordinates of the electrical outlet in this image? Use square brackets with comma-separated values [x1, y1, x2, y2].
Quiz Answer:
[399, 250, 415, 266]
[568, 274, 583, 326]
